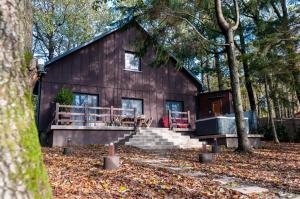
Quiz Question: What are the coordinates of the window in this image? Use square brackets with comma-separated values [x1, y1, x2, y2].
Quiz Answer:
[73, 93, 98, 107]
[165, 101, 183, 115]
[72, 93, 98, 126]
[122, 98, 143, 116]
[125, 51, 141, 71]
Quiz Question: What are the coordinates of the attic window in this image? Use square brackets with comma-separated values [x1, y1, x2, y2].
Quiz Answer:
[124, 51, 141, 71]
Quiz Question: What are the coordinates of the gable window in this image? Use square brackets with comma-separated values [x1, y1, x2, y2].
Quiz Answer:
[122, 98, 143, 116]
[124, 51, 141, 71]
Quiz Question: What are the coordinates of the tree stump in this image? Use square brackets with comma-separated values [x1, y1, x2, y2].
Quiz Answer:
[63, 137, 72, 155]
[62, 147, 72, 155]
[103, 156, 120, 170]
[212, 144, 220, 153]
[199, 153, 213, 163]
[103, 143, 120, 170]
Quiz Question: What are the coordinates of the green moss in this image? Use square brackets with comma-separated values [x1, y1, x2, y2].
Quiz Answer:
[21, 90, 51, 198]
[10, 89, 52, 198]
[21, 51, 33, 73]
[19, 120, 52, 199]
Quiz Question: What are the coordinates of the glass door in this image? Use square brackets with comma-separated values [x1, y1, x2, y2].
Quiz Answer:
[165, 101, 183, 116]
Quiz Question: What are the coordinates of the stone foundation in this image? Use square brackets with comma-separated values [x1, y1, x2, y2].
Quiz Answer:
[49, 125, 134, 147]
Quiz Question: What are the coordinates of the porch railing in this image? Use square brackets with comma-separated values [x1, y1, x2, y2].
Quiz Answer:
[168, 110, 191, 129]
[54, 103, 137, 127]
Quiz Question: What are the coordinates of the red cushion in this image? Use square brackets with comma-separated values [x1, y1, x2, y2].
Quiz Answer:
[162, 116, 169, 128]
[177, 124, 189, 128]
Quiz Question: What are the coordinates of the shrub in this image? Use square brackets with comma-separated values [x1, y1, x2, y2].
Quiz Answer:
[258, 123, 289, 142]
[54, 88, 74, 105]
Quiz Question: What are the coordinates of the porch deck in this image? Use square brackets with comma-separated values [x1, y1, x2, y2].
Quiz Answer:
[48, 103, 193, 147]
[51, 125, 135, 131]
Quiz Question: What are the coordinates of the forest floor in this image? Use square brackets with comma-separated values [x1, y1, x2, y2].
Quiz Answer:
[43, 142, 300, 198]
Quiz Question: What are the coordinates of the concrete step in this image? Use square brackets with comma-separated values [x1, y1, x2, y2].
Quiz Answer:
[126, 140, 174, 146]
[113, 131, 136, 146]
[125, 128, 206, 150]
[134, 145, 179, 150]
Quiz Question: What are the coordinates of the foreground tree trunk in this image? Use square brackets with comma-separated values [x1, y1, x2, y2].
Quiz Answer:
[264, 76, 280, 143]
[0, 0, 51, 198]
[215, 0, 252, 152]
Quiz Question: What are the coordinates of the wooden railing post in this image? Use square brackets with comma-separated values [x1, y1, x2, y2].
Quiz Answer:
[133, 108, 137, 127]
[168, 110, 172, 129]
[55, 103, 59, 125]
[110, 106, 114, 125]
[84, 104, 88, 126]
[187, 110, 191, 126]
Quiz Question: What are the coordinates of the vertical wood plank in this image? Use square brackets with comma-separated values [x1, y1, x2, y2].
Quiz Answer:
[55, 103, 59, 125]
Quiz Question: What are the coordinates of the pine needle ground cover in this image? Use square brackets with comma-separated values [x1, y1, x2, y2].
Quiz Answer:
[42, 142, 300, 198]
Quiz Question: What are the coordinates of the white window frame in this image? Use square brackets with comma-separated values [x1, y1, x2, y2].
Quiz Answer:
[124, 51, 141, 72]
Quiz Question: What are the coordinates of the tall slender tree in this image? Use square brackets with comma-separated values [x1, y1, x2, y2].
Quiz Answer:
[265, 75, 280, 143]
[236, 25, 258, 131]
[215, 0, 252, 152]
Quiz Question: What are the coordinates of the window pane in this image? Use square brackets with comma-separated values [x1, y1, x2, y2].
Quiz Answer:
[165, 101, 183, 116]
[72, 93, 98, 126]
[122, 99, 143, 116]
[125, 52, 140, 71]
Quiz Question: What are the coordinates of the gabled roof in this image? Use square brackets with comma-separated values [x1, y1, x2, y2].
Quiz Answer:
[45, 18, 203, 91]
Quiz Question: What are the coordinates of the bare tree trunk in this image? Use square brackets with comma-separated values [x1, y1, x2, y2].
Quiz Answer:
[239, 30, 256, 113]
[268, 79, 281, 119]
[280, 101, 285, 119]
[280, 0, 300, 104]
[292, 72, 300, 103]
[214, 51, 223, 90]
[215, 0, 252, 152]
[264, 76, 280, 143]
[206, 73, 211, 92]
[201, 72, 205, 85]
[0, 0, 51, 198]
[239, 28, 258, 132]
[206, 58, 211, 92]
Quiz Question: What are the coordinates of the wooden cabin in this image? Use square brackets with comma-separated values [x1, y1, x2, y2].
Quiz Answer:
[36, 19, 204, 145]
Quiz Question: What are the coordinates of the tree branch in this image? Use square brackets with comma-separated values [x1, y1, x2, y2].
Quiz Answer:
[163, 12, 228, 46]
[232, 0, 240, 31]
[271, 2, 282, 19]
[215, 0, 230, 31]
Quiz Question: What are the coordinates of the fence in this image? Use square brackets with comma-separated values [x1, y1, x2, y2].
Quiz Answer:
[258, 118, 300, 140]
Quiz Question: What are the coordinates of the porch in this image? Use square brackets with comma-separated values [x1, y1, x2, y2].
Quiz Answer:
[49, 103, 193, 146]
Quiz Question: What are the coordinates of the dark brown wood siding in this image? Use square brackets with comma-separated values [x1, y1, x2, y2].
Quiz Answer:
[39, 22, 200, 131]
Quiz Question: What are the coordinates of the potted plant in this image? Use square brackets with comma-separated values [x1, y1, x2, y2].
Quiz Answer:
[54, 88, 74, 124]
